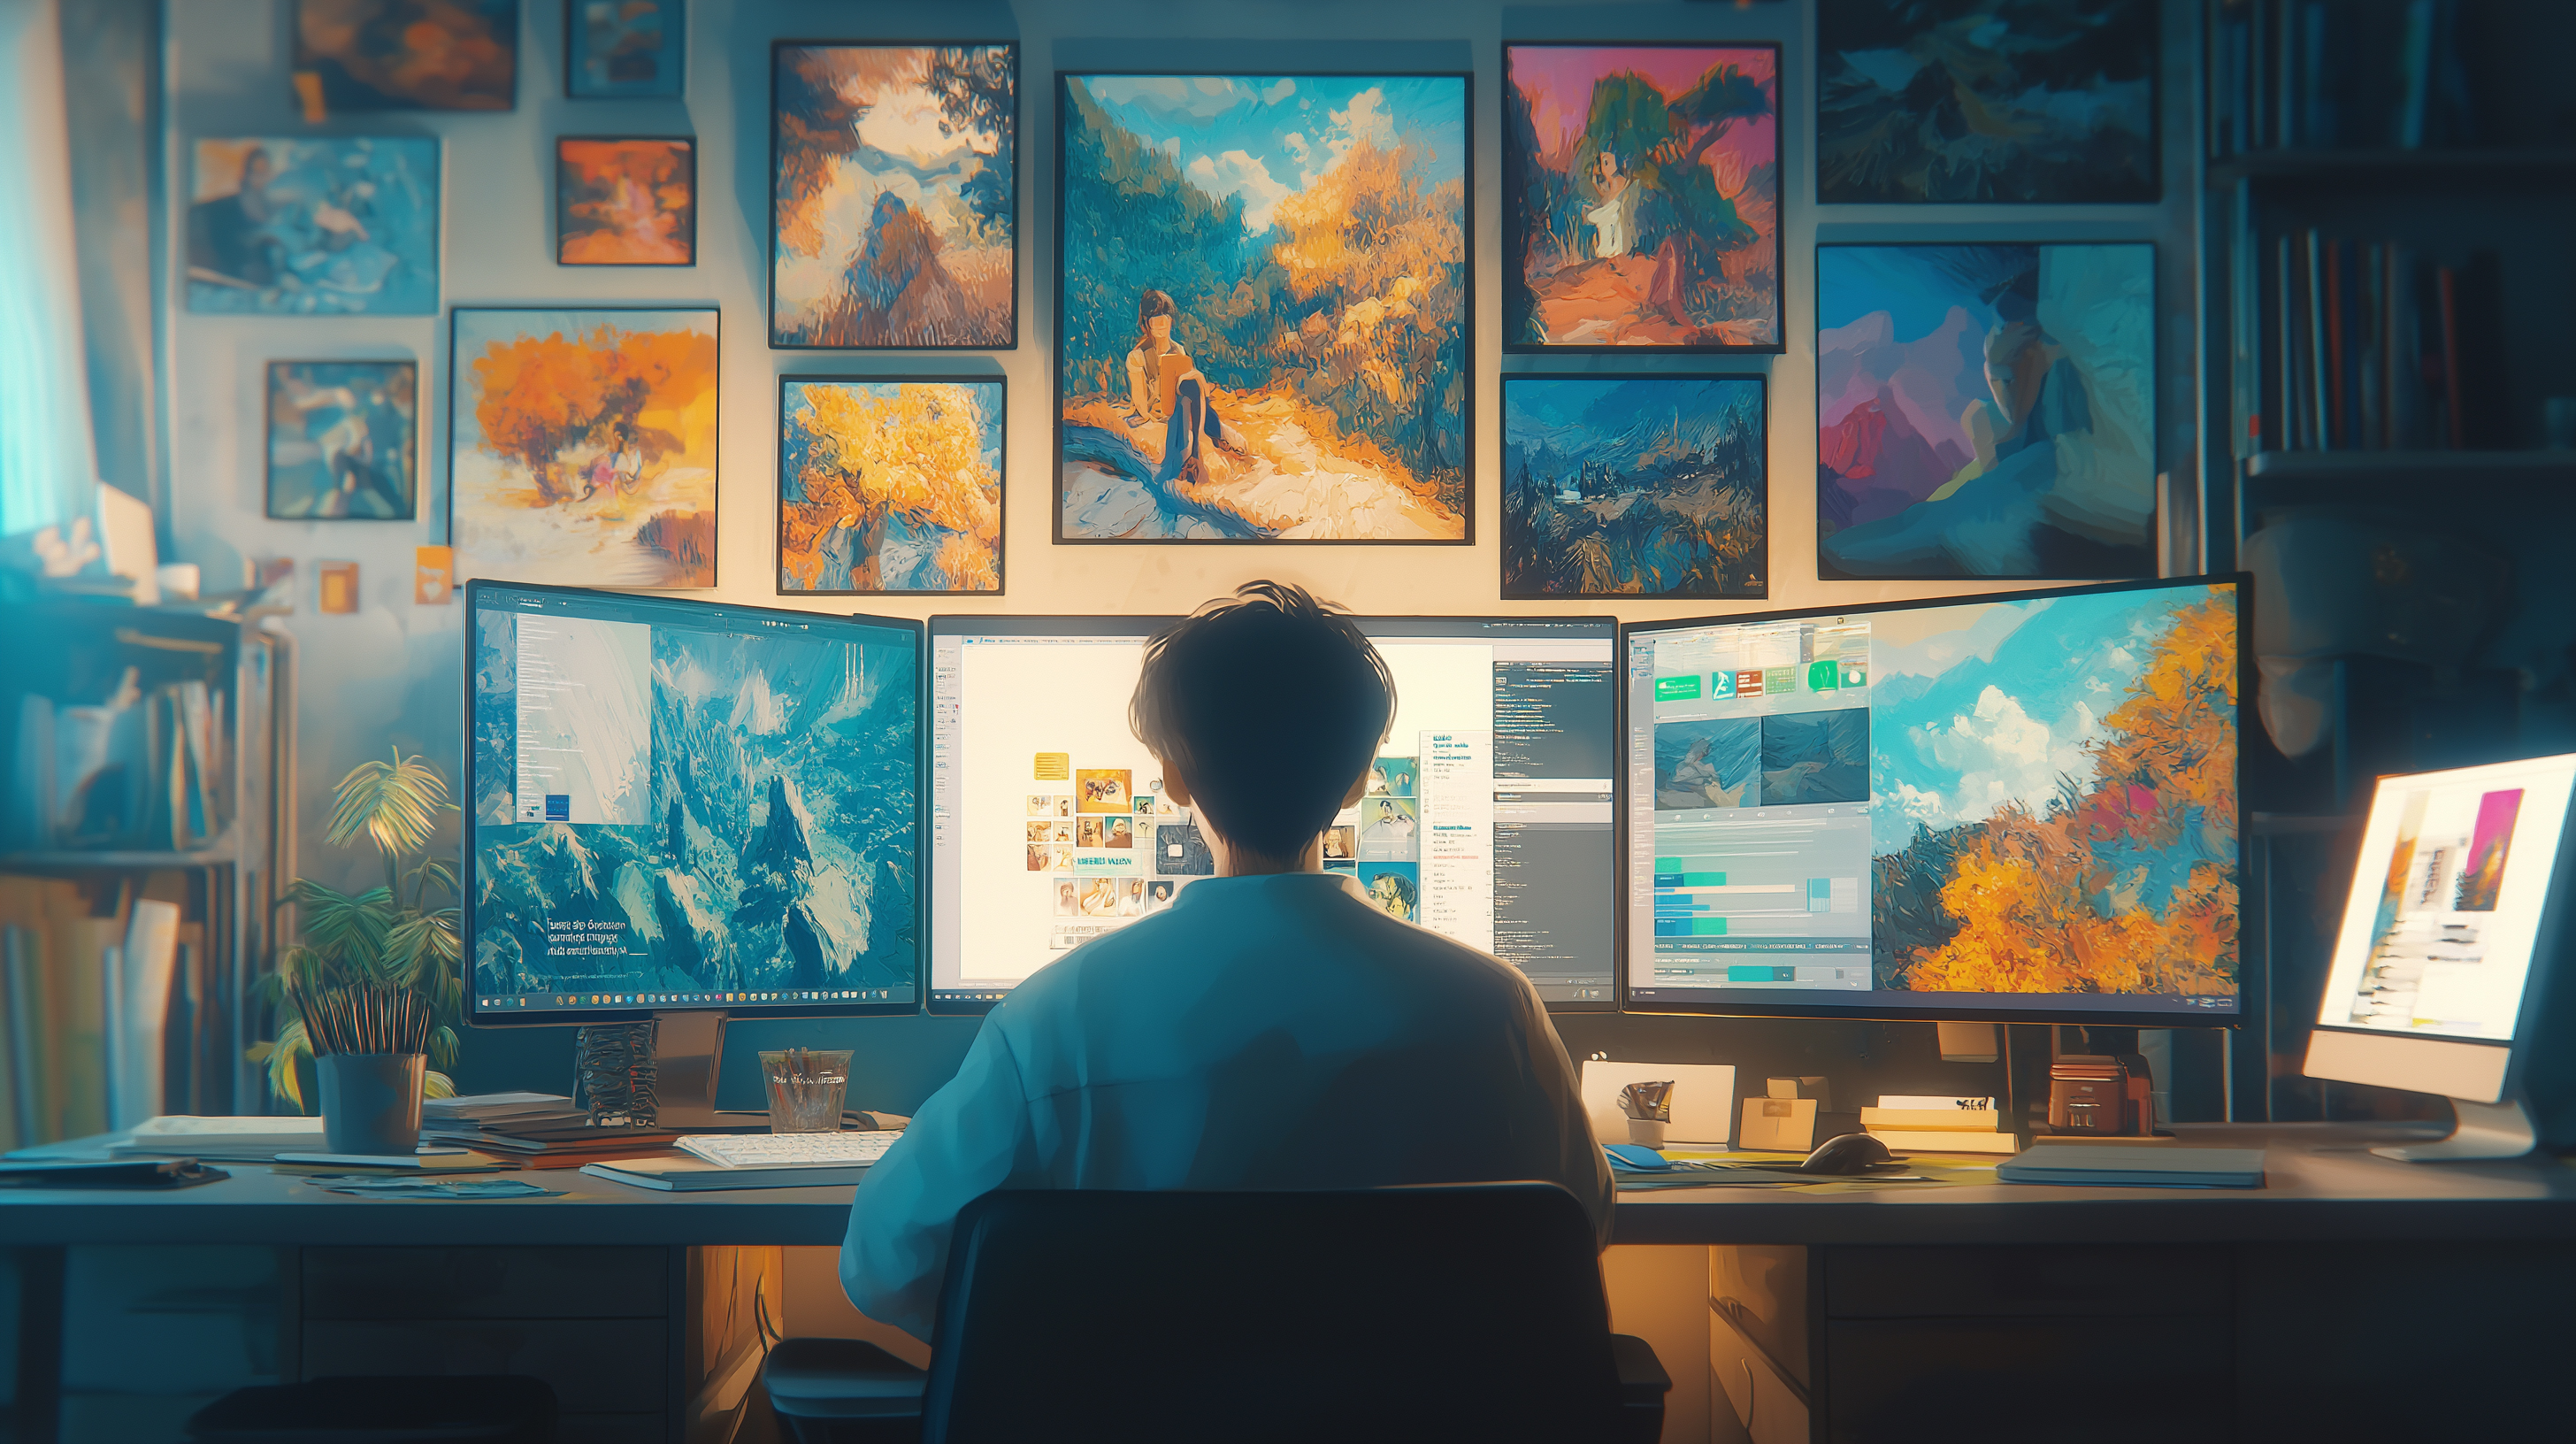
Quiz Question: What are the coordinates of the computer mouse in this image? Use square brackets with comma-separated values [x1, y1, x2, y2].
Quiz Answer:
[1604, 1143, 1671, 1171]
[1796, 1133, 1910, 1175]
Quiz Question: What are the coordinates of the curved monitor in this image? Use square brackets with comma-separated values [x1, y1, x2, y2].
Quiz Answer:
[464, 580, 924, 1024]
[1619, 576, 2243, 1025]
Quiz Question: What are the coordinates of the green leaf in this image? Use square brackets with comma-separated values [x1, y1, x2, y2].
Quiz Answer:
[327, 749, 454, 860]
[266, 1018, 313, 1113]
[424, 1070, 457, 1101]
[289, 881, 394, 968]
[429, 1025, 459, 1072]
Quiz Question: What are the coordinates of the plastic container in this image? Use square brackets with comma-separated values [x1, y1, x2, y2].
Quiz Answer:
[760, 1048, 851, 1133]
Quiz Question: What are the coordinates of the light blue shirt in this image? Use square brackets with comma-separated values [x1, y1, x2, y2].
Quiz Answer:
[840, 872, 1614, 1340]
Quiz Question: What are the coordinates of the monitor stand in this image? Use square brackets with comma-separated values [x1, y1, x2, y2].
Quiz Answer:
[2371, 1095, 2538, 1163]
[647, 1011, 767, 1131]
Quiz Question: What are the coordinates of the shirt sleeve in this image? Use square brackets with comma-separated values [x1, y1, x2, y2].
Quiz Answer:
[1528, 996, 1616, 1251]
[840, 1021, 1036, 1341]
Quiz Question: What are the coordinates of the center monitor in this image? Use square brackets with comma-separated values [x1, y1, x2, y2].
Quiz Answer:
[1619, 576, 2242, 1025]
[464, 580, 924, 1023]
[927, 614, 1619, 1012]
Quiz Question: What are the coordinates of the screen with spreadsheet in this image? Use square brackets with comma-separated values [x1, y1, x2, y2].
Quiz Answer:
[927, 615, 1618, 1012]
[464, 581, 922, 1022]
[1621, 578, 2242, 1023]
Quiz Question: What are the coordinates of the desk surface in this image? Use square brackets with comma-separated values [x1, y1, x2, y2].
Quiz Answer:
[4, 1125, 2572, 1248]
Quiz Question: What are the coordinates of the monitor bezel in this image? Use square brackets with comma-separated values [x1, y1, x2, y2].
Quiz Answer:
[1613, 573, 2250, 1027]
[462, 578, 928, 1027]
[2303, 755, 2576, 1083]
[922, 611, 1623, 1015]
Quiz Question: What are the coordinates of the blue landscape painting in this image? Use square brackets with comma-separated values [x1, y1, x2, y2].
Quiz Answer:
[1504, 375, 1766, 597]
[471, 608, 918, 998]
[1817, 243, 2153, 580]
[188, 137, 439, 315]
[1817, 0, 2156, 204]
[1057, 73, 1468, 542]
[266, 361, 416, 518]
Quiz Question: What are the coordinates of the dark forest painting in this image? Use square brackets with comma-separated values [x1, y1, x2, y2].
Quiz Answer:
[1503, 375, 1766, 598]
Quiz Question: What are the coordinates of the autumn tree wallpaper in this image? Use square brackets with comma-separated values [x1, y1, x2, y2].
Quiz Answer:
[777, 378, 1003, 594]
[1056, 73, 1469, 542]
[1868, 585, 2238, 999]
[448, 307, 720, 588]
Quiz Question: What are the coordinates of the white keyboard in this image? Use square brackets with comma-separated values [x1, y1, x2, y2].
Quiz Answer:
[677, 1131, 902, 1169]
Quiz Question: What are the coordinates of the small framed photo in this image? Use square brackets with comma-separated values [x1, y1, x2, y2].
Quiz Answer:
[1501, 373, 1767, 599]
[265, 360, 418, 519]
[566, 0, 684, 98]
[556, 137, 696, 266]
[777, 375, 1004, 594]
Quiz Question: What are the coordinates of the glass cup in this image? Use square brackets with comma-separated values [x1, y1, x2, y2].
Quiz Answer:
[760, 1048, 852, 1133]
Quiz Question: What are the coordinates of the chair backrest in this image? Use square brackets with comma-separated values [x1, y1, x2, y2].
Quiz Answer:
[919, 1182, 1622, 1444]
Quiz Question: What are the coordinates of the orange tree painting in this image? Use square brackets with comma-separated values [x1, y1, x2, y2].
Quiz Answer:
[778, 378, 1002, 594]
[1056, 73, 1468, 542]
[556, 137, 694, 265]
[1867, 584, 2239, 999]
[448, 308, 719, 588]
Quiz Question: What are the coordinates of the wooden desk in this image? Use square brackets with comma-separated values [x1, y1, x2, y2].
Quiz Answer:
[7, 1124, 2573, 1443]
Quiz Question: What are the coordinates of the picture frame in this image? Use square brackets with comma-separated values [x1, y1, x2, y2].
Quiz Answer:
[291, 0, 516, 112]
[776, 373, 1006, 595]
[187, 137, 440, 316]
[1054, 69, 1474, 545]
[447, 306, 721, 589]
[1501, 373, 1767, 599]
[565, 0, 684, 99]
[265, 360, 419, 520]
[1502, 42, 1782, 353]
[556, 135, 697, 266]
[1814, 242, 2157, 580]
[770, 41, 1020, 349]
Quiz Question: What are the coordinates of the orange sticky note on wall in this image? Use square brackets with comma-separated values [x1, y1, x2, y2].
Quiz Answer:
[318, 561, 358, 615]
[415, 546, 454, 604]
[1033, 753, 1070, 780]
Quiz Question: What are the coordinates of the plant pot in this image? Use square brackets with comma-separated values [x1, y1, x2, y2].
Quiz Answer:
[318, 1052, 426, 1156]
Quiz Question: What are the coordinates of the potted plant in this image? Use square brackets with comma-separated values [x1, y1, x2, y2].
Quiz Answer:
[247, 749, 463, 1109]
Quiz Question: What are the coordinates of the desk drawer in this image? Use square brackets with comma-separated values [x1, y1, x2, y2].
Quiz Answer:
[302, 1318, 668, 1416]
[1825, 1317, 2227, 1444]
[303, 1247, 670, 1320]
[1824, 1246, 2227, 1318]
[1710, 1303, 1810, 1444]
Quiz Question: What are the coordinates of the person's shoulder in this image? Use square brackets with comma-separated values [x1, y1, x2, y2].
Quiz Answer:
[1327, 893, 1543, 1008]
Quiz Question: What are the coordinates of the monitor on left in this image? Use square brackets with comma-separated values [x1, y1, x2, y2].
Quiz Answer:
[464, 580, 923, 1024]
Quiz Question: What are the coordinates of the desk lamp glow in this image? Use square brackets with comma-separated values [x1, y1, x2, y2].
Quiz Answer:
[2304, 754, 2576, 1162]
[462, 580, 924, 1125]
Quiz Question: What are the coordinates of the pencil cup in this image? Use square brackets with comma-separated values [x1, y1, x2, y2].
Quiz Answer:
[760, 1049, 851, 1133]
[1626, 1118, 1668, 1148]
[319, 1052, 426, 1156]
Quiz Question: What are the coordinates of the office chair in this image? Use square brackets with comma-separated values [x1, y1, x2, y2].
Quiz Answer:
[765, 1181, 1668, 1444]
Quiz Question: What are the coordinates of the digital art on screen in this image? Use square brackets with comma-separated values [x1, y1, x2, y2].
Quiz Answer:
[470, 611, 917, 998]
[1816, 0, 2156, 204]
[557, 137, 695, 265]
[1867, 586, 2237, 998]
[292, 0, 517, 111]
[448, 308, 719, 588]
[1503, 43, 1779, 350]
[778, 378, 1003, 595]
[1057, 73, 1469, 542]
[266, 361, 418, 519]
[568, 0, 682, 98]
[771, 42, 1016, 349]
[1502, 375, 1766, 599]
[187, 137, 439, 316]
[1817, 242, 2154, 580]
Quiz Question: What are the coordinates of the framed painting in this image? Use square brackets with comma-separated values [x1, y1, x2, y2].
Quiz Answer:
[1816, 242, 2155, 580]
[556, 137, 695, 265]
[1501, 374, 1766, 599]
[777, 376, 1004, 595]
[567, 0, 682, 98]
[1817, 0, 2157, 204]
[1503, 43, 1780, 351]
[770, 42, 1018, 349]
[1056, 71, 1471, 543]
[187, 137, 439, 315]
[448, 307, 720, 588]
[291, 0, 516, 112]
[265, 361, 418, 519]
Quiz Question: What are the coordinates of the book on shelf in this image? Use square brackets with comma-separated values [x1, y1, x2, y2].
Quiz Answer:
[2210, 0, 2477, 157]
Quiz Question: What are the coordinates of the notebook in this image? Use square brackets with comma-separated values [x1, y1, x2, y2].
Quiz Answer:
[1997, 1147, 2266, 1188]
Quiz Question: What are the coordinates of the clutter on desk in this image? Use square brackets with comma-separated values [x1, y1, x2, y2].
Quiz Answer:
[111, 1113, 327, 1160]
[763, 1048, 855, 1133]
[1576, 1062, 1737, 1148]
[459, 1124, 687, 1168]
[2048, 1054, 2158, 1136]
[0, 1157, 229, 1189]
[1996, 1146, 2266, 1188]
[1738, 1079, 1823, 1153]
[1616, 1079, 1674, 1148]
[1861, 1097, 2019, 1154]
[311, 1176, 563, 1199]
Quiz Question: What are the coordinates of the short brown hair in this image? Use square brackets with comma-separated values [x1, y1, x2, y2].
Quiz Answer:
[1130, 581, 1395, 866]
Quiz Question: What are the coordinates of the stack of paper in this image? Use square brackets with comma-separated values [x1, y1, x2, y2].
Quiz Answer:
[112, 1114, 327, 1161]
[1861, 1095, 2019, 1154]
[420, 1093, 592, 1148]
